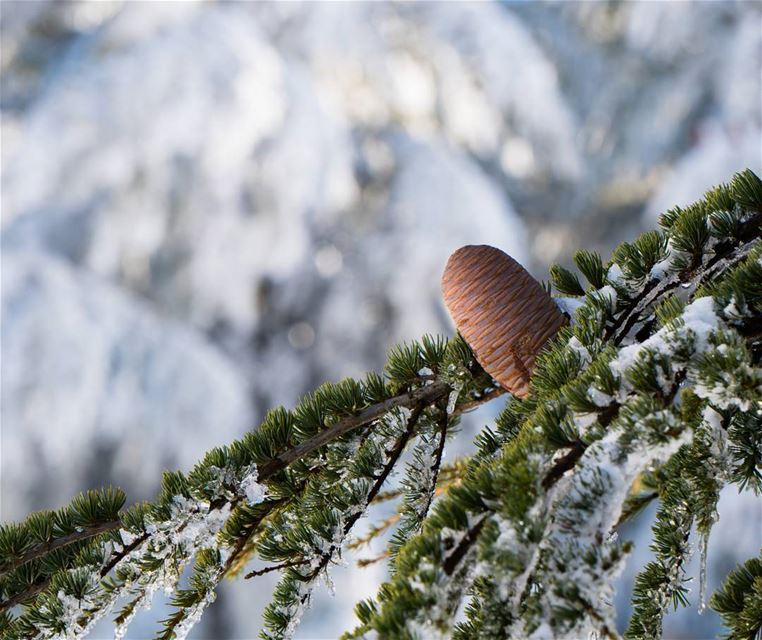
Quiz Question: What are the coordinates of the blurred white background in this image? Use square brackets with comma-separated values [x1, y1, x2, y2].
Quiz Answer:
[1, 1, 760, 638]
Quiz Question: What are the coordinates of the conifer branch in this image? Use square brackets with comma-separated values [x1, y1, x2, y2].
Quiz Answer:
[351, 171, 762, 640]
[0, 519, 121, 578]
[347, 514, 401, 551]
[451, 387, 506, 414]
[0, 581, 47, 611]
[0, 381, 495, 584]
[442, 515, 487, 576]
[610, 230, 759, 344]
[256, 379, 470, 480]
[356, 550, 390, 568]
[284, 402, 426, 583]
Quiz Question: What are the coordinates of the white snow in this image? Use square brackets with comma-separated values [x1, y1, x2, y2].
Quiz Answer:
[609, 297, 720, 396]
[607, 264, 624, 284]
[555, 297, 586, 320]
[567, 336, 592, 365]
[240, 467, 268, 506]
[596, 285, 618, 309]
[649, 254, 673, 280]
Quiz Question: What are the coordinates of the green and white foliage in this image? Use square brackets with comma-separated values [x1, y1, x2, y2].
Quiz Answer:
[1, 170, 761, 639]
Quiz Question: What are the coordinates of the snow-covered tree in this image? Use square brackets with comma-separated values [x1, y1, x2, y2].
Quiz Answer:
[1, 169, 761, 639]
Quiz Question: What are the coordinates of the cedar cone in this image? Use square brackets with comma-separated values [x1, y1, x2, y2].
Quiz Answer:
[442, 245, 567, 398]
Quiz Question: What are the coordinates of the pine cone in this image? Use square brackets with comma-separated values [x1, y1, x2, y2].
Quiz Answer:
[442, 245, 567, 397]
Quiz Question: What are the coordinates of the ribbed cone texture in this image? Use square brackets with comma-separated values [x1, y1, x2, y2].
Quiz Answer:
[442, 245, 567, 398]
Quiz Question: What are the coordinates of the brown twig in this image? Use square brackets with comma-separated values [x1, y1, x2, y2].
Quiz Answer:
[347, 514, 401, 551]
[614, 491, 659, 530]
[245, 559, 307, 579]
[0, 580, 48, 611]
[454, 387, 506, 414]
[0, 520, 120, 578]
[255, 382, 450, 480]
[357, 550, 390, 568]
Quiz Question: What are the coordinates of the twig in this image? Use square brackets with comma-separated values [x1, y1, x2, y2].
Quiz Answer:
[454, 387, 506, 414]
[442, 515, 487, 576]
[541, 440, 587, 490]
[347, 514, 401, 551]
[357, 550, 390, 568]
[370, 488, 404, 504]
[255, 382, 449, 480]
[416, 402, 449, 522]
[0, 580, 48, 611]
[245, 559, 307, 579]
[609, 233, 759, 344]
[614, 491, 659, 530]
[0, 520, 120, 578]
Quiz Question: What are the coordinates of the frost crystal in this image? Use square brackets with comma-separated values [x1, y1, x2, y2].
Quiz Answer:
[175, 597, 214, 640]
[446, 381, 464, 414]
[698, 530, 710, 615]
[240, 466, 268, 505]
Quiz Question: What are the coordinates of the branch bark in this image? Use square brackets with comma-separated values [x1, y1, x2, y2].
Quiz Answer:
[0, 519, 120, 578]
[255, 382, 450, 480]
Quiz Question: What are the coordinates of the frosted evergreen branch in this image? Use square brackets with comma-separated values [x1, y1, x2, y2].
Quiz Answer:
[609, 231, 760, 345]
[0, 581, 48, 612]
[710, 553, 762, 640]
[0, 520, 121, 579]
[350, 170, 762, 639]
[245, 560, 309, 579]
[389, 402, 450, 558]
[255, 381, 449, 480]
[302, 401, 427, 582]
[242, 376, 496, 491]
[258, 402, 430, 638]
[0, 375, 500, 622]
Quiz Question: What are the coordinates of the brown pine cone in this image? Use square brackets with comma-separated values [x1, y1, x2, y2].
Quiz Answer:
[442, 245, 567, 398]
